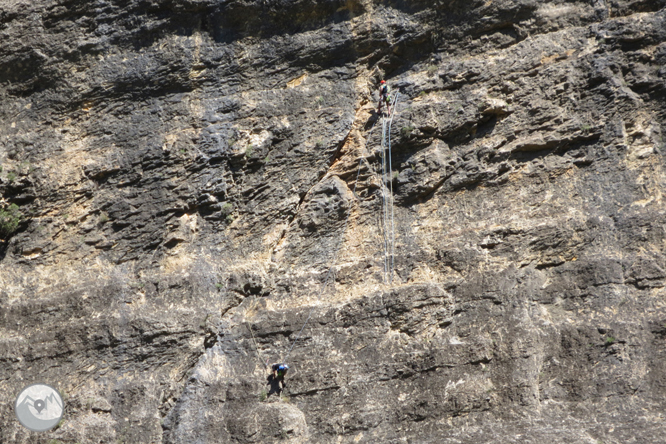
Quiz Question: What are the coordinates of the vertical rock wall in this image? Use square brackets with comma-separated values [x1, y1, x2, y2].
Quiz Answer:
[0, 1, 665, 443]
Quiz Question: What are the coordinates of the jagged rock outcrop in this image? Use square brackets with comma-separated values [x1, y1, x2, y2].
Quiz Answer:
[1, 0, 665, 443]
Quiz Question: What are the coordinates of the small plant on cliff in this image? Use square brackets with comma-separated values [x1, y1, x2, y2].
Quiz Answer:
[7, 171, 16, 182]
[0, 203, 22, 237]
[401, 125, 414, 137]
[20, 161, 32, 173]
[221, 202, 234, 223]
[221, 202, 233, 214]
[605, 336, 616, 345]
[259, 389, 267, 401]
[245, 145, 254, 158]
[426, 64, 438, 77]
[98, 211, 109, 225]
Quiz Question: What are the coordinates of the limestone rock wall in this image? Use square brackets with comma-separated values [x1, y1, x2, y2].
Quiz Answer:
[1, 0, 665, 443]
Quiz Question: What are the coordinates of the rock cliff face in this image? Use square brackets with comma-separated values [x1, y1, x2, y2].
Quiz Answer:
[1, 0, 666, 443]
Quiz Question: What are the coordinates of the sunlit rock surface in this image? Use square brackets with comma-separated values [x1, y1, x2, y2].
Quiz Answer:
[1, 0, 665, 442]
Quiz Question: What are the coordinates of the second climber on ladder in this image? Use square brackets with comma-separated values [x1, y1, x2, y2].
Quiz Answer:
[377, 80, 391, 116]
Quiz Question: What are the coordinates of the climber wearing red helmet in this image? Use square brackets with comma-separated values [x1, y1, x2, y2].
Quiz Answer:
[377, 80, 391, 116]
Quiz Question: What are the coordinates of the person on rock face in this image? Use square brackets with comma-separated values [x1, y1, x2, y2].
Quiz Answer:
[271, 363, 289, 389]
[377, 80, 391, 116]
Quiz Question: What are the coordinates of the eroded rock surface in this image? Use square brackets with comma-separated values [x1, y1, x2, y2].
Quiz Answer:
[1, 0, 665, 443]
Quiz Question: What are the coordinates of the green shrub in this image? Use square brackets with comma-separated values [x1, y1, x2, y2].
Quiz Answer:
[426, 64, 438, 76]
[401, 125, 415, 137]
[0, 203, 22, 236]
[7, 171, 16, 182]
[605, 336, 616, 345]
[245, 145, 254, 158]
[259, 389, 267, 401]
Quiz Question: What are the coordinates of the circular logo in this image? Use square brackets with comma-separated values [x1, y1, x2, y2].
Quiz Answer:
[14, 383, 64, 432]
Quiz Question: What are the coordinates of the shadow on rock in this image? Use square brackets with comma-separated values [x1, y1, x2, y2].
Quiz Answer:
[266, 374, 284, 397]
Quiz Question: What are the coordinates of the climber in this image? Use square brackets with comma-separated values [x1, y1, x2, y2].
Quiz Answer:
[377, 80, 391, 116]
[271, 363, 289, 389]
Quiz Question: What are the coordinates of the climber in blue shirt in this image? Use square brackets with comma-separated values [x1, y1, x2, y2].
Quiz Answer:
[271, 363, 289, 389]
